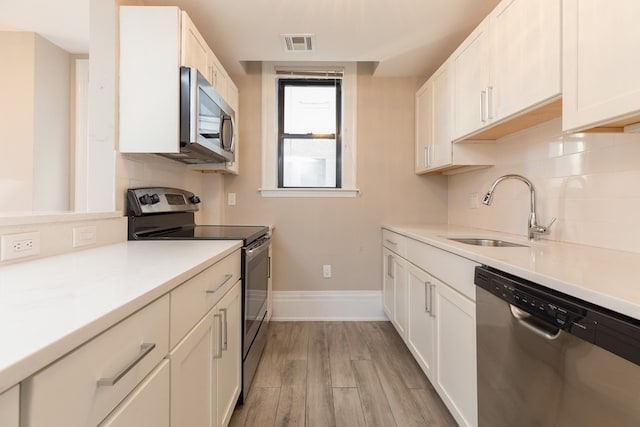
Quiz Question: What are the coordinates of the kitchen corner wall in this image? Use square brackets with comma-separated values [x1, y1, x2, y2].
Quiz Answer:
[224, 70, 448, 292]
[448, 118, 640, 254]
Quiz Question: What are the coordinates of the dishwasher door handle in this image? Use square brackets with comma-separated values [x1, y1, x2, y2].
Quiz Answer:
[510, 305, 561, 340]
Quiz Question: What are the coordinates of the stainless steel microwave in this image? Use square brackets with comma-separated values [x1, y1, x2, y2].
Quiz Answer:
[161, 67, 235, 164]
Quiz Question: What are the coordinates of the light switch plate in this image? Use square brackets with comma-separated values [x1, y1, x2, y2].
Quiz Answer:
[228, 192, 237, 206]
[73, 226, 97, 248]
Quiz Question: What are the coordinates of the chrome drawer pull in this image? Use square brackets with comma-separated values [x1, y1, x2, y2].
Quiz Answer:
[97, 343, 156, 386]
[206, 274, 233, 294]
[385, 239, 398, 246]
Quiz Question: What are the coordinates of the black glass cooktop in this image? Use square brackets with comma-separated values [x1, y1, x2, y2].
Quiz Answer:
[137, 225, 268, 245]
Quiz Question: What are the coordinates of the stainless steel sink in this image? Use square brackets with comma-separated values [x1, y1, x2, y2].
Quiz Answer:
[445, 237, 528, 248]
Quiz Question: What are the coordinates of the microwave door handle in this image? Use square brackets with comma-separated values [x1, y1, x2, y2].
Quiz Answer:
[221, 115, 235, 152]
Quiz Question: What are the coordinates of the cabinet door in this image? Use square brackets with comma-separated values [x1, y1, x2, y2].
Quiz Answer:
[382, 247, 395, 320]
[170, 311, 217, 427]
[435, 282, 477, 427]
[0, 385, 19, 427]
[392, 255, 408, 339]
[99, 360, 170, 427]
[209, 53, 228, 100]
[181, 11, 210, 81]
[491, 0, 561, 121]
[215, 282, 242, 427]
[563, 0, 640, 131]
[453, 18, 490, 140]
[431, 61, 454, 169]
[407, 264, 436, 382]
[415, 79, 433, 173]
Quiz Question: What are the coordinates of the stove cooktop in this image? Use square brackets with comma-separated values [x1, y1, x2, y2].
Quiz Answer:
[136, 225, 268, 245]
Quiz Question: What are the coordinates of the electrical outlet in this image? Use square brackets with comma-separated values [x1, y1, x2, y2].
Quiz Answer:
[323, 264, 332, 278]
[73, 226, 97, 248]
[228, 192, 236, 206]
[1, 232, 41, 261]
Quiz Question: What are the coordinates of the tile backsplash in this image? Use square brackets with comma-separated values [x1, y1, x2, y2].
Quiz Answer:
[448, 118, 640, 253]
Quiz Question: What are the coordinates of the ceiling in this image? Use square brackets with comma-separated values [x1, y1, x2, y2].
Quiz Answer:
[0, 0, 500, 77]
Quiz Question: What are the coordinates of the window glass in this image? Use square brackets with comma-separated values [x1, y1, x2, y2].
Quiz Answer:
[278, 79, 342, 188]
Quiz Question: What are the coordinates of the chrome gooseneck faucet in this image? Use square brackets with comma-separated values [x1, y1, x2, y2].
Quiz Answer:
[482, 174, 555, 240]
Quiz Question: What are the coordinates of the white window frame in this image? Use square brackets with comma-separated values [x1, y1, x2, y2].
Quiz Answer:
[260, 62, 359, 198]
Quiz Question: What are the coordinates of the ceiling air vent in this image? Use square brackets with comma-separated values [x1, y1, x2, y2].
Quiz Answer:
[282, 34, 315, 52]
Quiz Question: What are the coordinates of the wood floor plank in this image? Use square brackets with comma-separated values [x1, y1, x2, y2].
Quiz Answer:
[306, 322, 336, 427]
[241, 387, 281, 427]
[253, 322, 292, 388]
[229, 321, 456, 427]
[286, 321, 310, 360]
[327, 322, 356, 388]
[352, 360, 397, 427]
[274, 360, 307, 427]
[377, 321, 433, 390]
[410, 388, 458, 427]
[333, 388, 366, 427]
[342, 321, 371, 361]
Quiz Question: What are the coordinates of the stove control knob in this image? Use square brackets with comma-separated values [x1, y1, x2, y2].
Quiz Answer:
[139, 193, 160, 205]
[189, 195, 201, 204]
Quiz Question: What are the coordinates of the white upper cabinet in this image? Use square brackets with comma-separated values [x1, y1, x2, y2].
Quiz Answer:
[180, 12, 209, 82]
[415, 77, 434, 174]
[453, 17, 491, 140]
[416, 59, 495, 174]
[491, 0, 561, 121]
[562, 0, 640, 132]
[452, 0, 561, 141]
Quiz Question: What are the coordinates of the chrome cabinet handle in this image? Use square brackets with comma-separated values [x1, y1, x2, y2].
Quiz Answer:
[97, 343, 156, 386]
[214, 314, 223, 359]
[387, 254, 395, 279]
[206, 274, 233, 294]
[424, 282, 430, 314]
[480, 90, 487, 123]
[429, 283, 436, 318]
[384, 239, 398, 246]
[220, 308, 228, 351]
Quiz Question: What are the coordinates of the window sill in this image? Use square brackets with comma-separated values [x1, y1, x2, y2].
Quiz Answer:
[259, 188, 360, 198]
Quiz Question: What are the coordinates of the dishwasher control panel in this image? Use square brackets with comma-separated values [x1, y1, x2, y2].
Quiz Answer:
[475, 266, 640, 366]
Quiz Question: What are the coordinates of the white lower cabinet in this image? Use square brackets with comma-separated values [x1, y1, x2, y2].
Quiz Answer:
[382, 247, 408, 340]
[169, 280, 242, 427]
[99, 360, 170, 427]
[407, 264, 436, 382]
[383, 228, 478, 427]
[0, 385, 19, 427]
[435, 278, 477, 427]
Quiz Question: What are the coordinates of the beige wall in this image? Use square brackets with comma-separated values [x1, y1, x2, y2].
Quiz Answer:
[448, 118, 640, 253]
[222, 71, 448, 292]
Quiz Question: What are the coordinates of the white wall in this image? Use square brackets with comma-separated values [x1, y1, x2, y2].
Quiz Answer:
[33, 34, 71, 211]
[448, 118, 640, 253]
[0, 32, 34, 212]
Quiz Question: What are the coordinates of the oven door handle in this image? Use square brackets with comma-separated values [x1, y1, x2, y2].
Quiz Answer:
[245, 236, 271, 260]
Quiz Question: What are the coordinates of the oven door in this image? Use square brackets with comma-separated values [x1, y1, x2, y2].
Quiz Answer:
[243, 236, 270, 358]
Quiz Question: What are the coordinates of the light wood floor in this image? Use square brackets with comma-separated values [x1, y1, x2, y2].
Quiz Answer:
[229, 321, 457, 427]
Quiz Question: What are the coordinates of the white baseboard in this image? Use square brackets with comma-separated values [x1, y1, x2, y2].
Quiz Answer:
[271, 290, 386, 321]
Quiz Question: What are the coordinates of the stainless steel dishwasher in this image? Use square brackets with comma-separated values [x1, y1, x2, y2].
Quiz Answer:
[475, 266, 640, 427]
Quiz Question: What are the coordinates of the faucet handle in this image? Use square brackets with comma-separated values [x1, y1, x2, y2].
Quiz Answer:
[545, 217, 557, 230]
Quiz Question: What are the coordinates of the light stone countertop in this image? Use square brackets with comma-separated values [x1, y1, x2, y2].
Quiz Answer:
[0, 240, 242, 393]
[384, 224, 640, 321]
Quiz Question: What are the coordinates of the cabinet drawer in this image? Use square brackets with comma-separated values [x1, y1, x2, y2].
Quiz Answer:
[21, 295, 170, 427]
[170, 250, 240, 347]
[406, 239, 479, 301]
[99, 359, 170, 427]
[382, 229, 407, 257]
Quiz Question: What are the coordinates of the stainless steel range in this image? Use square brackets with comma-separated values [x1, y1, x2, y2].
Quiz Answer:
[127, 187, 270, 404]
